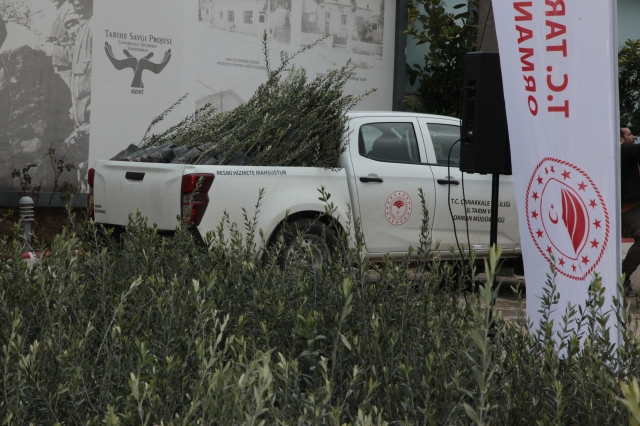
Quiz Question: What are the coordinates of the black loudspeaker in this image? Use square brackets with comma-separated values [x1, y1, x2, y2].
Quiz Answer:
[459, 52, 512, 175]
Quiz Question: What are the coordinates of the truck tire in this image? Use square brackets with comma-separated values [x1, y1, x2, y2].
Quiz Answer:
[276, 218, 338, 269]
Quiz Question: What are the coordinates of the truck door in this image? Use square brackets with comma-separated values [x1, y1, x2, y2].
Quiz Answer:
[348, 117, 436, 254]
[417, 118, 520, 255]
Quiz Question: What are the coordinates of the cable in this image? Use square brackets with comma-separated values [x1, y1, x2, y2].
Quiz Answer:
[446, 138, 471, 301]
[456, 86, 476, 292]
[450, 86, 475, 261]
[461, 172, 472, 255]
[430, 166, 438, 241]
[446, 138, 464, 261]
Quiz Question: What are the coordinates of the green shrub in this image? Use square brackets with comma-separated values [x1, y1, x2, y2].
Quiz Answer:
[404, 0, 478, 116]
[1, 193, 640, 424]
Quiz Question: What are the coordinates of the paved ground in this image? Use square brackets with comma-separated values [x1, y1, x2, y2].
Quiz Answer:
[492, 242, 640, 323]
[496, 278, 640, 322]
[366, 261, 639, 324]
[490, 276, 526, 322]
[492, 277, 640, 328]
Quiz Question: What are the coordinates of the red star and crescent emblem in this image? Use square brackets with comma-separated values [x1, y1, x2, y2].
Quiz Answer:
[526, 158, 610, 281]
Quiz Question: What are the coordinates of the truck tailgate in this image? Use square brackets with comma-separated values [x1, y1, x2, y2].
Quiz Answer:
[93, 160, 186, 229]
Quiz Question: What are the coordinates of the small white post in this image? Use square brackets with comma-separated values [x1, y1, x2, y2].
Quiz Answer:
[19, 196, 34, 253]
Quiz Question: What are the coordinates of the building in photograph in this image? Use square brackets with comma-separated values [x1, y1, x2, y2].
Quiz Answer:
[301, 0, 382, 54]
[195, 89, 244, 114]
[198, 0, 292, 44]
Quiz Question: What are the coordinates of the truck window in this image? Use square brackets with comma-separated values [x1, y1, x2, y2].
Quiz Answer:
[427, 123, 460, 166]
[358, 123, 420, 163]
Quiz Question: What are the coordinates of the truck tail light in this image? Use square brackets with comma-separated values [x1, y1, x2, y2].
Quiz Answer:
[88, 168, 95, 188]
[181, 173, 215, 226]
[88, 168, 95, 219]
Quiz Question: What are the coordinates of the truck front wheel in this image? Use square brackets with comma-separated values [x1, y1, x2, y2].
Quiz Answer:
[276, 218, 337, 269]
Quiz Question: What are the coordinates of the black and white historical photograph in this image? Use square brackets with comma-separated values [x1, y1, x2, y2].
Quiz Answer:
[299, 0, 384, 57]
[194, 0, 391, 113]
[0, 0, 92, 192]
[199, 0, 291, 46]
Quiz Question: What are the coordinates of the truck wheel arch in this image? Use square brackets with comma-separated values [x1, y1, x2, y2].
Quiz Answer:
[265, 210, 346, 252]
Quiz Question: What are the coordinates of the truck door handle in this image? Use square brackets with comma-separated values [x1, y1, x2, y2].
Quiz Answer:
[125, 172, 145, 181]
[437, 178, 459, 185]
[360, 177, 383, 183]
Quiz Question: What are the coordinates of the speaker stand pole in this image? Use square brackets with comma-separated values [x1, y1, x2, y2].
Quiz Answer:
[490, 173, 500, 249]
[486, 172, 501, 336]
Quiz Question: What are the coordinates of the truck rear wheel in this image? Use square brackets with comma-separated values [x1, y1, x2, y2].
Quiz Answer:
[276, 218, 337, 269]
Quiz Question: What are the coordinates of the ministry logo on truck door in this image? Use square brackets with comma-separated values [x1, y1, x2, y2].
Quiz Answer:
[385, 191, 413, 226]
[526, 158, 610, 280]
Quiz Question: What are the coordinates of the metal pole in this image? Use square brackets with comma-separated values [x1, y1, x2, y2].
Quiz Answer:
[393, 0, 408, 111]
[490, 173, 500, 248]
[487, 173, 501, 333]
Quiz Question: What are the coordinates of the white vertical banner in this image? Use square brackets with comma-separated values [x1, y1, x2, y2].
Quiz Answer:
[492, 0, 620, 339]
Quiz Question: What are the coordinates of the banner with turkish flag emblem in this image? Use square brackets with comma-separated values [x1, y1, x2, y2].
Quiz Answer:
[492, 0, 620, 341]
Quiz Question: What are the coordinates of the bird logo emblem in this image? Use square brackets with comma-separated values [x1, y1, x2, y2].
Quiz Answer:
[105, 42, 171, 89]
[385, 191, 412, 226]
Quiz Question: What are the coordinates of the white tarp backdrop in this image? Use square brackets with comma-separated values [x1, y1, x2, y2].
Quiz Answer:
[492, 0, 620, 341]
[0, 0, 396, 192]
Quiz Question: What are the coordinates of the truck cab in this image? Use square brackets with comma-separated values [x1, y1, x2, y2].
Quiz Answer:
[342, 112, 519, 260]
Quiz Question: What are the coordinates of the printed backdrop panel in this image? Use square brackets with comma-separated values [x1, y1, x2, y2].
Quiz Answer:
[183, 0, 395, 115]
[91, 0, 187, 182]
[0, 0, 90, 192]
[0, 0, 396, 192]
[493, 0, 620, 341]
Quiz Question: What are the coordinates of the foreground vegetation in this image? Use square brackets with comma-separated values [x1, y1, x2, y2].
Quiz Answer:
[2, 201, 640, 424]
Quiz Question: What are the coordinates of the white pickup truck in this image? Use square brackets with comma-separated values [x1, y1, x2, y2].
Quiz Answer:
[90, 112, 521, 265]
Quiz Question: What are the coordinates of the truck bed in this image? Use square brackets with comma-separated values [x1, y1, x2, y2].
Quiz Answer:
[92, 161, 353, 244]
